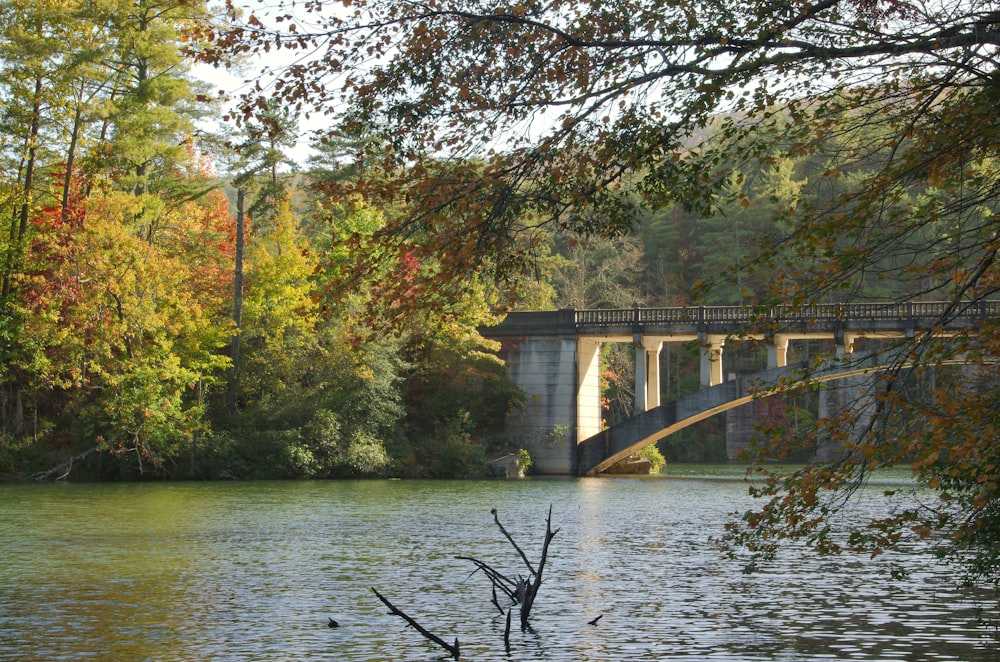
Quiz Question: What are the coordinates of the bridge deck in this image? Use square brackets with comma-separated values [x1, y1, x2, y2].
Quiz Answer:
[483, 300, 999, 338]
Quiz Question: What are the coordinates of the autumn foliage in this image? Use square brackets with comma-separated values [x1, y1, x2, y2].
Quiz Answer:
[0, 0, 515, 481]
[199, 0, 1000, 582]
[5, 0, 1000, 587]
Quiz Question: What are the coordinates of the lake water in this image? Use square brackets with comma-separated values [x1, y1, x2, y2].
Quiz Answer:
[0, 466, 997, 661]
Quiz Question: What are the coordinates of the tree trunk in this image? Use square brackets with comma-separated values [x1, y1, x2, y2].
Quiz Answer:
[62, 82, 85, 223]
[12, 389, 24, 436]
[30, 447, 98, 481]
[227, 188, 246, 413]
[2, 75, 42, 300]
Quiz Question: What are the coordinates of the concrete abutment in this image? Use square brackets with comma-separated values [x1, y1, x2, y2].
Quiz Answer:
[503, 335, 580, 475]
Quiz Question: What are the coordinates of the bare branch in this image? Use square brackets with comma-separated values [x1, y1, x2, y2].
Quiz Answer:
[371, 587, 460, 660]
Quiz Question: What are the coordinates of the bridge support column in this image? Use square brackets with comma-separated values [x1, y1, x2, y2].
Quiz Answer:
[501, 335, 583, 475]
[700, 334, 726, 387]
[817, 374, 875, 462]
[578, 338, 603, 440]
[768, 334, 789, 369]
[634, 337, 662, 413]
[836, 332, 859, 358]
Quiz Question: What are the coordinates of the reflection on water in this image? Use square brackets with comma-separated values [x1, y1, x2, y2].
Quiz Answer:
[0, 470, 996, 661]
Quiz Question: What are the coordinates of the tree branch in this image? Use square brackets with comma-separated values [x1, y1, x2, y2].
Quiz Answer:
[28, 447, 98, 481]
[371, 587, 460, 660]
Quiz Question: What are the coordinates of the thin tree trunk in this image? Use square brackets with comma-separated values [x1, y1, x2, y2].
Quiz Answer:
[61, 82, 87, 223]
[227, 188, 246, 413]
[12, 389, 24, 436]
[2, 76, 42, 300]
[190, 379, 202, 477]
[30, 447, 98, 481]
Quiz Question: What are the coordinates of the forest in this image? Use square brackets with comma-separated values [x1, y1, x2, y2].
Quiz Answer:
[0, 0, 510, 480]
[0, 0, 829, 481]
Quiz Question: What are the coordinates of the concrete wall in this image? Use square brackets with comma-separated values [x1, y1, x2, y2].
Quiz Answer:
[725, 402, 756, 461]
[503, 335, 581, 474]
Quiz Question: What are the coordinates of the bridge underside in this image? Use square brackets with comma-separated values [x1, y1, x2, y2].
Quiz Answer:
[575, 349, 919, 475]
[576, 366, 786, 476]
[498, 334, 896, 475]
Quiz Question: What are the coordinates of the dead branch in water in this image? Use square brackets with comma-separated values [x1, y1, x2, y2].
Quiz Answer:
[370, 507, 561, 657]
[455, 554, 517, 612]
[520, 505, 558, 629]
[457, 505, 560, 630]
[371, 587, 460, 660]
[29, 447, 98, 481]
[504, 607, 513, 653]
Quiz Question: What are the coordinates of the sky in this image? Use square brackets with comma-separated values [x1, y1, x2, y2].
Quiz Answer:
[191, 1, 325, 167]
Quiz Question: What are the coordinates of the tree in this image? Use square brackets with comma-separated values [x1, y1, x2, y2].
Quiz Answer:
[223, 105, 299, 414]
[236, 192, 318, 411]
[87, 0, 218, 199]
[549, 233, 644, 310]
[15, 187, 231, 475]
[549, 232, 645, 425]
[212, 1, 1000, 581]
[0, 0, 233, 473]
[0, 0, 81, 303]
[209, 0, 995, 284]
[0, 0, 223, 309]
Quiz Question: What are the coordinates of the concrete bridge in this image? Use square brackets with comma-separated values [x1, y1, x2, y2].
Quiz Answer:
[481, 300, 998, 475]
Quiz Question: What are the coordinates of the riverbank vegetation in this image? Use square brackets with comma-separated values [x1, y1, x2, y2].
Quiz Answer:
[0, 0, 753, 481]
[2, 0, 1000, 586]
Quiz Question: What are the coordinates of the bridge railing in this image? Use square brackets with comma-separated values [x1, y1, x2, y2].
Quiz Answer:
[574, 300, 1000, 330]
[637, 308, 699, 324]
[576, 309, 636, 326]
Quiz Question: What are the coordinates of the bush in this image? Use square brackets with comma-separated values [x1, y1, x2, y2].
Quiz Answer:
[637, 444, 666, 473]
[427, 434, 489, 478]
[0, 431, 48, 477]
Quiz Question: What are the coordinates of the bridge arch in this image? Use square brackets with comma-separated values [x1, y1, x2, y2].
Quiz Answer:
[575, 351, 925, 476]
[577, 365, 884, 476]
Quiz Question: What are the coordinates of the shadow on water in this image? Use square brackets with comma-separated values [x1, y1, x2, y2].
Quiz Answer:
[0, 470, 997, 661]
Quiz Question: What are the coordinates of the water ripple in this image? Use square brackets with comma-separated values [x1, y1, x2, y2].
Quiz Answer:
[0, 475, 996, 661]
